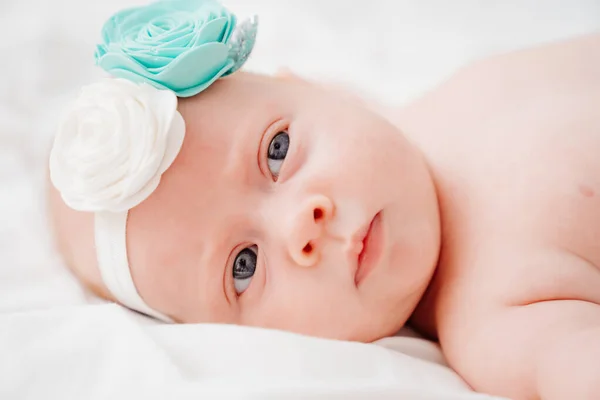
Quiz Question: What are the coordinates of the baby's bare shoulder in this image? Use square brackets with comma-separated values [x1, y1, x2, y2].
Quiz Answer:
[435, 247, 600, 399]
[407, 32, 600, 399]
[440, 288, 600, 399]
[407, 33, 600, 334]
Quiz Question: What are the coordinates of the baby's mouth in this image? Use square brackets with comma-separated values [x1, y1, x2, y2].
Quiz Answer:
[353, 212, 383, 286]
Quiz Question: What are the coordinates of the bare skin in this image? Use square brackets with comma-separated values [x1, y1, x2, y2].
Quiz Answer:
[402, 34, 600, 399]
[49, 34, 600, 399]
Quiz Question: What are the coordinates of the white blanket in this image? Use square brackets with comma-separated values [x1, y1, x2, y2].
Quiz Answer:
[2, 0, 599, 399]
[1, 305, 497, 400]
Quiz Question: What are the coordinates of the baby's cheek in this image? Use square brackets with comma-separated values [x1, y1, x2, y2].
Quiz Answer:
[241, 281, 361, 340]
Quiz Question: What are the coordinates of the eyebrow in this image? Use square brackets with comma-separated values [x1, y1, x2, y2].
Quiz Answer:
[198, 236, 235, 313]
[222, 122, 260, 185]
[223, 102, 280, 186]
[223, 147, 250, 186]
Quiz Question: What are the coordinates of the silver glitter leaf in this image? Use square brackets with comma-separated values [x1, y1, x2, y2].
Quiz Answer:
[226, 15, 258, 75]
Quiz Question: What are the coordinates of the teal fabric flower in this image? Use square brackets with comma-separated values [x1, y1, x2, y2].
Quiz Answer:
[95, 0, 258, 97]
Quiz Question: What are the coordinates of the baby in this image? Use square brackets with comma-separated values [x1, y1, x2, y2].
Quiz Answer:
[47, 1, 600, 399]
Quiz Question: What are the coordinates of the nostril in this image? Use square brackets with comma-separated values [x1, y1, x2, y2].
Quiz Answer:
[313, 207, 324, 221]
[303, 242, 313, 254]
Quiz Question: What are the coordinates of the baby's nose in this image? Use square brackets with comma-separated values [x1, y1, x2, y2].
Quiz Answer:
[287, 194, 334, 267]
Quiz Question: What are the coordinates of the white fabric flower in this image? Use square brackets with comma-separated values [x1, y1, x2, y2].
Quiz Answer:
[50, 78, 185, 213]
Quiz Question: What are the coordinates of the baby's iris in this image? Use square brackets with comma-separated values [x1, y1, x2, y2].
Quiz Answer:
[267, 131, 290, 178]
[233, 246, 257, 294]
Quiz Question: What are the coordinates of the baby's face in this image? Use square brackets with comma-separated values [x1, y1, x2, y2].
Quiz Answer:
[67, 72, 441, 341]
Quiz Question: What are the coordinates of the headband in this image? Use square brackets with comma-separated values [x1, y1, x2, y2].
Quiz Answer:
[49, 0, 258, 322]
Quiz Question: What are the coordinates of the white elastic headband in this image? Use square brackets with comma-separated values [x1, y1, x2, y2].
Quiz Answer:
[95, 212, 173, 322]
[50, 79, 185, 322]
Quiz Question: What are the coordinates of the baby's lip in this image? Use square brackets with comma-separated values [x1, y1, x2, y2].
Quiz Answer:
[348, 222, 370, 257]
[347, 212, 381, 284]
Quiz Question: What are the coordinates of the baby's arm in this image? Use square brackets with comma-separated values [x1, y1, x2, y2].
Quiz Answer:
[444, 300, 600, 399]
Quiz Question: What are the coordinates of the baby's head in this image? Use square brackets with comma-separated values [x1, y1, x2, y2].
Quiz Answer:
[48, 0, 441, 342]
[49, 70, 440, 341]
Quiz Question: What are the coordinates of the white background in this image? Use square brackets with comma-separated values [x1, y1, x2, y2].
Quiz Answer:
[0, 1, 599, 399]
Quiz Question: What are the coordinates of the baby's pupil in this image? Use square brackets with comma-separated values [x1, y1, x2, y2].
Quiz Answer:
[233, 248, 256, 279]
[268, 132, 289, 160]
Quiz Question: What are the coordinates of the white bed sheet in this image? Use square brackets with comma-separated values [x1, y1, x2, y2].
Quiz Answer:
[1, 0, 599, 399]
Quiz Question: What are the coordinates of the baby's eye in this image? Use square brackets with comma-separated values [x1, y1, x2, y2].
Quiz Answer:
[233, 245, 257, 295]
[267, 131, 289, 179]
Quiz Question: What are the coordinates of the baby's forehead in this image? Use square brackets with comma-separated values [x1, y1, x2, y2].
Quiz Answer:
[179, 73, 280, 131]
[127, 76, 294, 252]
[183, 72, 284, 109]
[132, 73, 310, 266]
[176, 73, 297, 153]
[140, 74, 290, 227]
